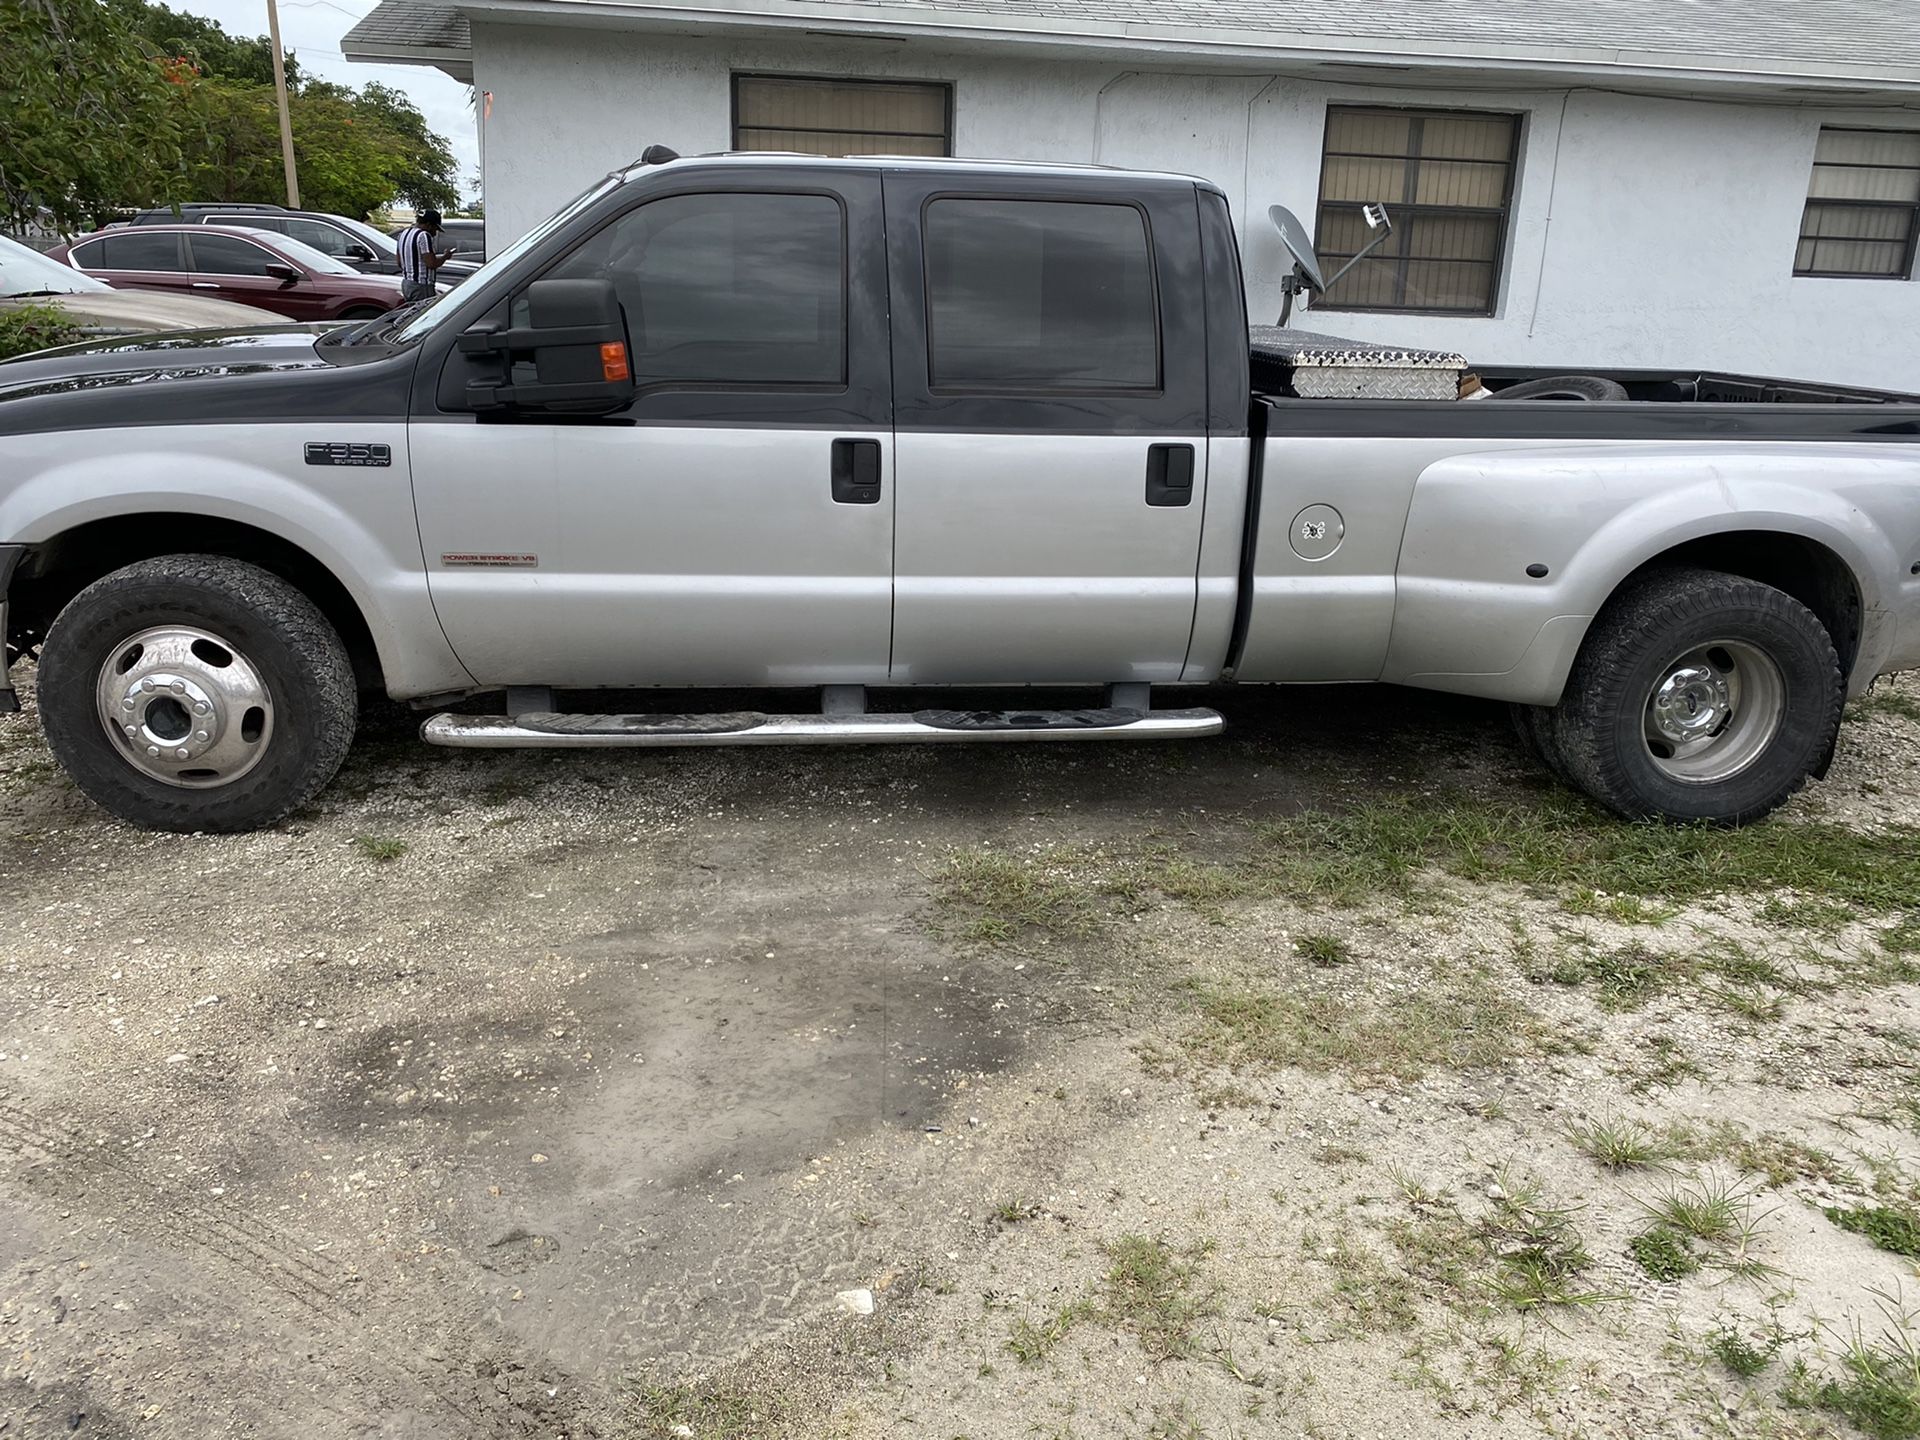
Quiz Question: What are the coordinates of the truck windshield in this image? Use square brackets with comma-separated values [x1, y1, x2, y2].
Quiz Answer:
[390, 174, 625, 345]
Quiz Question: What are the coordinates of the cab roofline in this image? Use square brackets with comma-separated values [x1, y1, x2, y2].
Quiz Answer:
[612, 148, 1224, 193]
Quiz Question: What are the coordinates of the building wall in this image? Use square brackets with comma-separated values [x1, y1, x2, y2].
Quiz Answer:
[472, 24, 1920, 390]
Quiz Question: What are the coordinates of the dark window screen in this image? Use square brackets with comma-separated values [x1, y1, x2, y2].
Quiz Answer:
[1313, 107, 1519, 315]
[188, 234, 279, 276]
[925, 198, 1159, 390]
[734, 74, 950, 157]
[545, 192, 845, 386]
[82, 231, 182, 271]
[1795, 128, 1920, 279]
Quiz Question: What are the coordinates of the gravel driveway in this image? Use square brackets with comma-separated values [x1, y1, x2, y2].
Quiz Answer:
[3, 667, 1917, 1440]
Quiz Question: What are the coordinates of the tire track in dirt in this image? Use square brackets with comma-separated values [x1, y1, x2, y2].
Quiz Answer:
[0, 1097, 606, 1438]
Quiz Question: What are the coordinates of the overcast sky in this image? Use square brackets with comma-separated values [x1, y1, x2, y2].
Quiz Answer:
[178, 0, 481, 197]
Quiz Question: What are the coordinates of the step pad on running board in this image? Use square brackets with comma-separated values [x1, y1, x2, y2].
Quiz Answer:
[421, 708, 1224, 749]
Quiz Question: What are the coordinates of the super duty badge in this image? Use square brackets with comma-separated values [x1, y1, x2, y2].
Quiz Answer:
[305, 441, 392, 468]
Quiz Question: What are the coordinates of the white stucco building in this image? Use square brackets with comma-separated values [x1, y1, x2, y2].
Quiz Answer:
[346, 0, 1920, 390]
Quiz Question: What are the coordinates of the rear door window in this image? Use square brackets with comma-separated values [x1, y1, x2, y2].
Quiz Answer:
[537, 191, 846, 387]
[284, 218, 357, 257]
[924, 198, 1159, 390]
[213, 215, 289, 236]
[78, 231, 185, 271]
[187, 234, 281, 277]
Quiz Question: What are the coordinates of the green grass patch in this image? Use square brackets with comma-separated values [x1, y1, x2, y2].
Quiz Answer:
[1628, 1225, 1700, 1282]
[1708, 1320, 1788, 1378]
[1789, 1299, 1920, 1440]
[626, 1377, 788, 1439]
[1826, 1205, 1920, 1258]
[935, 847, 1102, 942]
[1565, 1116, 1667, 1170]
[1295, 931, 1351, 967]
[1098, 1235, 1219, 1362]
[1851, 687, 1920, 724]
[1174, 971, 1551, 1082]
[353, 835, 409, 862]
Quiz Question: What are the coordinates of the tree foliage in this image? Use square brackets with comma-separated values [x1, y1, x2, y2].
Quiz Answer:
[0, 0, 189, 230]
[0, 0, 463, 230]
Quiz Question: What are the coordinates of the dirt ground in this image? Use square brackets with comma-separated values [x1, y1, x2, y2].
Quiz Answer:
[3, 666, 1919, 1440]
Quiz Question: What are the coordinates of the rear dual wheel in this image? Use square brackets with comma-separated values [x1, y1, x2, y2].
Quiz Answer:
[36, 556, 357, 833]
[1520, 567, 1843, 825]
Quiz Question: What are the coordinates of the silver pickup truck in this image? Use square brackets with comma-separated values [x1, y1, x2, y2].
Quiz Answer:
[3, 152, 1918, 834]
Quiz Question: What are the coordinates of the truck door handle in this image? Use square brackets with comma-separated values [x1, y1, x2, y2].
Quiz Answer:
[1146, 444, 1195, 507]
[831, 438, 883, 505]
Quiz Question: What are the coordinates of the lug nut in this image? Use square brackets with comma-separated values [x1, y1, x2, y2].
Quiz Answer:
[171, 681, 185, 694]
[124, 725, 137, 737]
[122, 698, 136, 711]
[176, 748, 190, 759]
[147, 746, 160, 757]
[194, 702, 209, 715]
[196, 731, 210, 743]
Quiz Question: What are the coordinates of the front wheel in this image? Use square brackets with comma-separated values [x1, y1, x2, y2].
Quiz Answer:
[1545, 567, 1843, 825]
[36, 556, 357, 833]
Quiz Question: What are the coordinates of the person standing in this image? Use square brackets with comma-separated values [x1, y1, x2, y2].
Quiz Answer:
[395, 209, 456, 302]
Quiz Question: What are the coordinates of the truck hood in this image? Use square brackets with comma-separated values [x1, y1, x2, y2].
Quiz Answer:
[0, 325, 413, 439]
[0, 326, 332, 400]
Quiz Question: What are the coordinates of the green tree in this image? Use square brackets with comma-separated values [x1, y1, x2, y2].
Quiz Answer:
[107, 0, 300, 89]
[0, 0, 191, 230]
[353, 81, 460, 213]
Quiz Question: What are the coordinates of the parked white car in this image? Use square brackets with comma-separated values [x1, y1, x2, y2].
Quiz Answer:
[0, 235, 278, 336]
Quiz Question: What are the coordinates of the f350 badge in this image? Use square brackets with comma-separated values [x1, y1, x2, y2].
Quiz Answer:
[304, 441, 392, 468]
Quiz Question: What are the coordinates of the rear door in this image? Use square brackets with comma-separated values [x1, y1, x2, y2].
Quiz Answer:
[882, 173, 1211, 684]
[184, 233, 324, 319]
[68, 231, 189, 295]
[411, 170, 896, 688]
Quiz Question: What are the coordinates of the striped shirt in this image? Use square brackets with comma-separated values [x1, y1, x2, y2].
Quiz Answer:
[396, 226, 437, 286]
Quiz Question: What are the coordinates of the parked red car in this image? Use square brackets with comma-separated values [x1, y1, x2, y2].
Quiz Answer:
[49, 224, 407, 322]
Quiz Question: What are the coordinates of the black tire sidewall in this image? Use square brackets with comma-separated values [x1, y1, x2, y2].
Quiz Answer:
[1558, 582, 1840, 824]
[38, 564, 352, 832]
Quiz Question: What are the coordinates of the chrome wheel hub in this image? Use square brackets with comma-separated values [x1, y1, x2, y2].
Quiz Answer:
[1641, 641, 1785, 785]
[95, 627, 274, 789]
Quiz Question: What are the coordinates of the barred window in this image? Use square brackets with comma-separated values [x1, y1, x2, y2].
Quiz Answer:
[1313, 107, 1519, 315]
[1796, 128, 1920, 279]
[733, 74, 951, 158]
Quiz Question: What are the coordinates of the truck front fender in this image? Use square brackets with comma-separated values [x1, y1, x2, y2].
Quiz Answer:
[0, 424, 472, 699]
[1382, 442, 1920, 704]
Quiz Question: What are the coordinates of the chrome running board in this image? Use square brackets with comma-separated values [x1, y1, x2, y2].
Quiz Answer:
[421, 707, 1225, 749]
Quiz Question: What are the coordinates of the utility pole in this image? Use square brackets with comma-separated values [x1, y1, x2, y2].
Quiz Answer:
[264, 0, 300, 207]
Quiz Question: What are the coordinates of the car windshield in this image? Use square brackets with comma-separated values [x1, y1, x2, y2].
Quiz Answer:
[270, 234, 363, 277]
[391, 173, 625, 344]
[0, 235, 111, 296]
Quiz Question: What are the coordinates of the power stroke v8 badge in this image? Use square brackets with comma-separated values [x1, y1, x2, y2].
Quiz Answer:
[304, 441, 392, 468]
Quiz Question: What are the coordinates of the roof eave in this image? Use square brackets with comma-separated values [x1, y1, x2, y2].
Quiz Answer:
[361, 0, 1920, 98]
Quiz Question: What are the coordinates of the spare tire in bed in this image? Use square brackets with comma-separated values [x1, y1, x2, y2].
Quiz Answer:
[1496, 375, 1630, 402]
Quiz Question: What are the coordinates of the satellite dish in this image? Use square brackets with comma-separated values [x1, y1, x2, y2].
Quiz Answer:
[1267, 205, 1326, 293]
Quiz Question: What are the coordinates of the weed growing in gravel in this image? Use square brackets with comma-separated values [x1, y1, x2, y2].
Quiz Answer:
[1006, 1300, 1094, 1365]
[1566, 1117, 1668, 1170]
[1708, 1319, 1791, 1378]
[1826, 1205, 1920, 1258]
[627, 1376, 787, 1439]
[1171, 970, 1551, 1081]
[1640, 1175, 1780, 1280]
[353, 835, 408, 862]
[1481, 1171, 1618, 1311]
[1851, 687, 1920, 724]
[1295, 932, 1351, 966]
[1787, 1290, 1920, 1440]
[935, 847, 1101, 942]
[1100, 1235, 1220, 1362]
[1006, 1236, 1218, 1367]
[1629, 1225, 1700, 1282]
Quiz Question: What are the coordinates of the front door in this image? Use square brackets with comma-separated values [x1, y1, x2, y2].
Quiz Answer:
[183, 233, 328, 321]
[882, 174, 1211, 684]
[410, 173, 895, 689]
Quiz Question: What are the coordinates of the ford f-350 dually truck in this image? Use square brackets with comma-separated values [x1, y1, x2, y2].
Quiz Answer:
[2, 151, 1918, 833]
